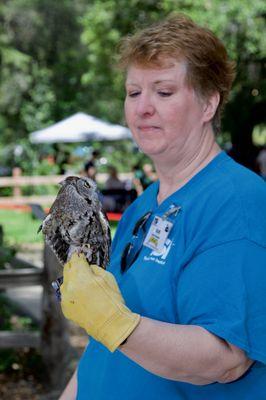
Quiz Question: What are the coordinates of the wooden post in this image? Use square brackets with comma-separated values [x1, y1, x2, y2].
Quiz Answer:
[12, 167, 22, 197]
[40, 244, 75, 389]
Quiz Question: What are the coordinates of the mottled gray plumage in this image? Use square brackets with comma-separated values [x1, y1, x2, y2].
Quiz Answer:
[39, 176, 111, 269]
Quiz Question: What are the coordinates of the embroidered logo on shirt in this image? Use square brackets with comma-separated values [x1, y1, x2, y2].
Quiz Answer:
[143, 238, 173, 265]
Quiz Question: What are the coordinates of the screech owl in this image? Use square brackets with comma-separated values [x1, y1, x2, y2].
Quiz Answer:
[39, 176, 111, 269]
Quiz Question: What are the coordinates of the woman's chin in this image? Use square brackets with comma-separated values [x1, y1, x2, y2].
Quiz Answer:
[135, 141, 167, 157]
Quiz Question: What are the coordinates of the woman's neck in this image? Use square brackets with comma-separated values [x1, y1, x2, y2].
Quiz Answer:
[154, 134, 221, 205]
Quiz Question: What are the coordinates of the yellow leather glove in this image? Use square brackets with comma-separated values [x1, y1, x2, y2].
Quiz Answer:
[61, 253, 140, 352]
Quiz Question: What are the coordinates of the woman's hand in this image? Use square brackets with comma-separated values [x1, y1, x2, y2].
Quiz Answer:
[61, 253, 140, 352]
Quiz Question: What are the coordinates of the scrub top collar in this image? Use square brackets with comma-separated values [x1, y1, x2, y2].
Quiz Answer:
[153, 151, 227, 212]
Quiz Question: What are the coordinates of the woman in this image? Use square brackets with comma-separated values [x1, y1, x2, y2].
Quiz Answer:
[60, 14, 266, 399]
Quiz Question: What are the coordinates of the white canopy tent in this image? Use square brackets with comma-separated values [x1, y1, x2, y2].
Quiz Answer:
[29, 112, 131, 143]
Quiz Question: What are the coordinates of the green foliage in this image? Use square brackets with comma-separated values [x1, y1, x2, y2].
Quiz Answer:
[0, 139, 61, 181]
[0, 0, 88, 144]
[0, 140, 38, 173]
[253, 124, 266, 146]
[92, 140, 151, 173]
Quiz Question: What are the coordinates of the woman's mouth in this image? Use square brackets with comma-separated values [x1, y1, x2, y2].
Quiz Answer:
[138, 125, 161, 133]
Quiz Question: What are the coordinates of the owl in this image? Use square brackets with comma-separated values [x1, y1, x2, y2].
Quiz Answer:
[39, 176, 111, 269]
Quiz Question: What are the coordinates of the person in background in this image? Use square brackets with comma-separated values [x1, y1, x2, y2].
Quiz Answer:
[59, 14, 266, 400]
[101, 165, 125, 212]
[133, 162, 156, 195]
[143, 162, 157, 182]
[84, 150, 100, 181]
[105, 165, 125, 190]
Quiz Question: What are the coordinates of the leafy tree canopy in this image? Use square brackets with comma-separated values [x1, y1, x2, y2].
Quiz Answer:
[0, 0, 265, 171]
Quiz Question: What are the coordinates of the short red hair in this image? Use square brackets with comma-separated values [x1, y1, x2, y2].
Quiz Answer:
[118, 14, 236, 134]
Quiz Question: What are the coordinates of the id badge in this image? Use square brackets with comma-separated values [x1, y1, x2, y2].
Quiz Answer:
[143, 216, 173, 252]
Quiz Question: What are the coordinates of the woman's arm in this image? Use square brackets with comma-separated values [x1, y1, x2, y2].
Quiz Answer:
[61, 257, 253, 386]
[59, 369, 77, 400]
[120, 317, 253, 385]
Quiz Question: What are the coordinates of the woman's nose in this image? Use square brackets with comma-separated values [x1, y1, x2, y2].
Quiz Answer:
[136, 94, 155, 116]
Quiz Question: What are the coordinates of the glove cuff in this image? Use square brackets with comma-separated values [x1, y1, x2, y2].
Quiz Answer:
[97, 306, 141, 352]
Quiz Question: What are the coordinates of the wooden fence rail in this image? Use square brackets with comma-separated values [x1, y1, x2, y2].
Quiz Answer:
[0, 331, 41, 349]
[0, 174, 65, 187]
[0, 173, 133, 188]
[0, 268, 43, 289]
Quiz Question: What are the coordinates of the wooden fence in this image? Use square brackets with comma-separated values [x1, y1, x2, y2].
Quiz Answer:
[0, 241, 74, 389]
[0, 168, 133, 205]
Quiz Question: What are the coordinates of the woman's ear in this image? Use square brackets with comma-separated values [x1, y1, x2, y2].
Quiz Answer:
[203, 92, 220, 123]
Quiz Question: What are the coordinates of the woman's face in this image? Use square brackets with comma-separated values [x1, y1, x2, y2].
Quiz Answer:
[124, 60, 209, 162]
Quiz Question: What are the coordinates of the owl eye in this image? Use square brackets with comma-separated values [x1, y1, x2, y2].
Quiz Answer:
[84, 181, 91, 188]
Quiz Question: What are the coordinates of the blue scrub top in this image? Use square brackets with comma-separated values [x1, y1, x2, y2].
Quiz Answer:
[77, 152, 266, 400]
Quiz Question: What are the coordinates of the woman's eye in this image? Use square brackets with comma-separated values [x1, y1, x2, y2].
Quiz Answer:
[158, 91, 173, 97]
[128, 92, 140, 98]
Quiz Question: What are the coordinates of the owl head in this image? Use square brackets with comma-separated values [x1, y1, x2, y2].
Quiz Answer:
[60, 176, 99, 205]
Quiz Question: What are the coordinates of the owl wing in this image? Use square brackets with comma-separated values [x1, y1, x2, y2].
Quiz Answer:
[97, 209, 112, 268]
[46, 226, 70, 265]
[39, 214, 69, 265]
[82, 209, 111, 269]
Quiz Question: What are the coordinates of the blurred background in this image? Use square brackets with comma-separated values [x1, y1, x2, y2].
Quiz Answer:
[0, 0, 265, 399]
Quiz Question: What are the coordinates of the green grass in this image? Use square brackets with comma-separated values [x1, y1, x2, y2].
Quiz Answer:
[109, 221, 118, 240]
[0, 209, 118, 245]
[0, 210, 43, 245]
